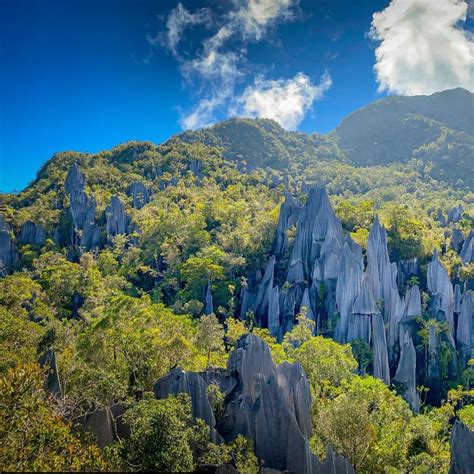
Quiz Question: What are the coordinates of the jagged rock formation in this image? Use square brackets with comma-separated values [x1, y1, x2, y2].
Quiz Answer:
[456, 291, 473, 367]
[274, 192, 302, 259]
[397, 258, 420, 289]
[235, 186, 473, 408]
[447, 205, 464, 224]
[65, 163, 101, 251]
[105, 196, 132, 239]
[19, 220, 46, 246]
[449, 421, 474, 474]
[393, 331, 419, 412]
[450, 228, 464, 253]
[154, 334, 354, 473]
[460, 230, 473, 264]
[428, 250, 455, 345]
[204, 280, 214, 315]
[0, 216, 18, 273]
[128, 181, 150, 209]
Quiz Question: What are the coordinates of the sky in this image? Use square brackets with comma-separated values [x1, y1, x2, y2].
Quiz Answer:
[0, 0, 473, 192]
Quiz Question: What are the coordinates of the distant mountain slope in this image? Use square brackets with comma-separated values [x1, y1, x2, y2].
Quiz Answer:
[179, 88, 473, 189]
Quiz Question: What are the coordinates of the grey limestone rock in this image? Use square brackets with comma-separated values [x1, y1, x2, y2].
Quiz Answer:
[397, 258, 420, 289]
[154, 334, 353, 473]
[0, 214, 10, 231]
[449, 421, 474, 474]
[204, 280, 214, 315]
[334, 242, 364, 343]
[436, 209, 447, 227]
[268, 285, 281, 338]
[371, 313, 391, 386]
[254, 256, 276, 326]
[0, 230, 18, 274]
[154, 367, 216, 428]
[19, 220, 46, 246]
[128, 181, 150, 209]
[393, 331, 419, 412]
[65, 163, 90, 230]
[451, 228, 464, 253]
[274, 193, 302, 259]
[287, 187, 343, 284]
[428, 250, 455, 345]
[365, 217, 402, 359]
[447, 205, 464, 224]
[460, 230, 473, 264]
[105, 196, 132, 238]
[456, 290, 473, 367]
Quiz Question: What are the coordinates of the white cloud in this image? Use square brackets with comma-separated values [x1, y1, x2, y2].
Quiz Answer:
[370, 0, 474, 95]
[234, 71, 332, 129]
[157, 0, 304, 129]
[232, 0, 296, 41]
[148, 3, 211, 54]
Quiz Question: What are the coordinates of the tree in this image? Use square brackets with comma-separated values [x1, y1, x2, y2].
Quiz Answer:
[312, 376, 412, 472]
[0, 363, 110, 472]
[295, 336, 357, 397]
[122, 394, 207, 472]
[196, 313, 226, 368]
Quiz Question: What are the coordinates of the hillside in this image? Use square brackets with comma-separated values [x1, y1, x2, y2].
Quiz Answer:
[1, 90, 474, 473]
[179, 88, 474, 190]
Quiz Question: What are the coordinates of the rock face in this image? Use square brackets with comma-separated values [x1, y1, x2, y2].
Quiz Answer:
[19, 221, 46, 246]
[105, 196, 132, 239]
[154, 335, 354, 473]
[456, 291, 473, 367]
[0, 227, 18, 274]
[393, 331, 419, 412]
[460, 230, 473, 264]
[128, 181, 150, 209]
[287, 187, 343, 284]
[427, 250, 455, 345]
[449, 421, 474, 474]
[65, 163, 101, 251]
[274, 193, 302, 259]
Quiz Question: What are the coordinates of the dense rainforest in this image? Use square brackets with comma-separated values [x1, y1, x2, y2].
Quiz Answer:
[0, 88, 473, 473]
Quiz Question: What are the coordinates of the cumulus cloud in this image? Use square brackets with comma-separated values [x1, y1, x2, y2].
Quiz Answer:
[234, 72, 332, 129]
[152, 0, 320, 129]
[370, 0, 474, 95]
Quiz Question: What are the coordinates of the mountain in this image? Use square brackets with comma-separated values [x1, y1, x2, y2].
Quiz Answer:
[179, 88, 474, 189]
[1, 89, 473, 473]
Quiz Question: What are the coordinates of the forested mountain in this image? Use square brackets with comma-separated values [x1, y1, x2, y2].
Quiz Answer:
[1, 90, 473, 473]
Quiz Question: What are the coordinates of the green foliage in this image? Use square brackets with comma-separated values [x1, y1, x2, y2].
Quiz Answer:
[0, 363, 110, 472]
[122, 394, 199, 472]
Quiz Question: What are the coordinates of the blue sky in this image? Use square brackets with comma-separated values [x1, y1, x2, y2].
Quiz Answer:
[1, 0, 473, 192]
